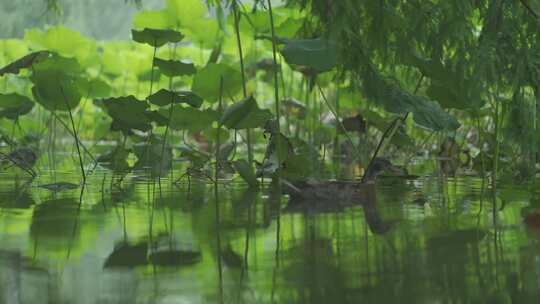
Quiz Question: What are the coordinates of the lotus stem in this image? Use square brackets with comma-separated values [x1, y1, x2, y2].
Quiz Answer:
[60, 86, 86, 183]
[232, 2, 254, 165]
[267, 0, 281, 177]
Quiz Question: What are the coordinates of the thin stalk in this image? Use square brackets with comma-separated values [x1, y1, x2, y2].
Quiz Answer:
[60, 86, 86, 182]
[232, 1, 253, 165]
[51, 112, 96, 163]
[216, 76, 225, 186]
[267, 0, 282, 177]
[159, 44, 178, 180]
[475, 115, 486, 177]
[334, 86, 341, 173]
[492, 96, 500, 189]
[149, 45, 158, 96]
[279, 59, 290, 135]
[317, 83, 359, 159]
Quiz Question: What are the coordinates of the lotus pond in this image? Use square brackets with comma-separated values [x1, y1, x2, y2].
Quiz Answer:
[3, 0, 540, 303]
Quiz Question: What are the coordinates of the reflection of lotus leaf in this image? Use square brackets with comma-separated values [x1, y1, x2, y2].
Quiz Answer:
[149, 250, 201, 266]
[104, 242, 148, 268]
[30, 198, 79, 240]
[38, 182, 79, 192]
[0, 189, 35, 209]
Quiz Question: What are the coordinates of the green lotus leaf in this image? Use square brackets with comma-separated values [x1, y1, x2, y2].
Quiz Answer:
[178, 144, 211, 168]
[101, 96, 153, 132]
[148, 89, 203, 108]
[233, 159, 259, 188]
[78, 78, 112, 99]
[280, 38, 338, 74]
[145, 110, 169, 126]
[0, 93, 34, 119]
[30, 70, 82, 112]
[24, 26, 96, 65]
[154, 58, 197, 77]
[220, 96, 273, 130]
[32, 53, 82, 74]
[191, 63, 242, 103]
[0, 51, 51, 76]
[131, 28, 184, 47]
[159, 105, 218, 132]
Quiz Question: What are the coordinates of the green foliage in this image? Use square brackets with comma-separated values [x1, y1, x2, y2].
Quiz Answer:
[31, 70, 82, 112]
[220, 96, 273, 130]
[362, 67, 460, 131]
[178, 144, 211, 168]
[148, 89, 203, 107]
[99, 96, 153, 133]
[191, 63, 242, 103]
[233, 159, 259, 188]
[97, 146, 132, 175]
[280, 38, 338, 74]
[0, 50, 51, 76]
[160, 106, 218, 132]
[24, 26, 96, 65]
[0, 93, 34, 119]
[133, 135, 172, 176]
[131, 28, 184, 47]
[0, 0, 538, 185]
[154, 58, 197, 77]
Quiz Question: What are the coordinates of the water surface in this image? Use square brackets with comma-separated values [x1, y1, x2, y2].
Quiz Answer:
[0, 161, 539, 303]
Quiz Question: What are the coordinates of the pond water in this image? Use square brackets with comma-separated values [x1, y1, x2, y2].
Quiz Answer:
[0, 160, 539, 304]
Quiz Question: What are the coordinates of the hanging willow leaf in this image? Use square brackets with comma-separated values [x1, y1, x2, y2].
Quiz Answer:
[148, 89, 203, 108]
[220, 96, 273, 130]
[362, 67, 460, 131]
[131, 28, 184, 47]
[154, 58, 197, 77]
[0, 51, 51, 76]
[0, 93, 34, 119]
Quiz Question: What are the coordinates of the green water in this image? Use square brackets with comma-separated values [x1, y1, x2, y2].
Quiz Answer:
[0, 161, 538, 304]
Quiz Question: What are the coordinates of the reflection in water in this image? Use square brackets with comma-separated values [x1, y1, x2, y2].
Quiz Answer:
[0, 168, 540, 303]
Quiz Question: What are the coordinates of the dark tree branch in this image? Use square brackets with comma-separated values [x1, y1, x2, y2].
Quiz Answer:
[519, 0, 539, 18]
